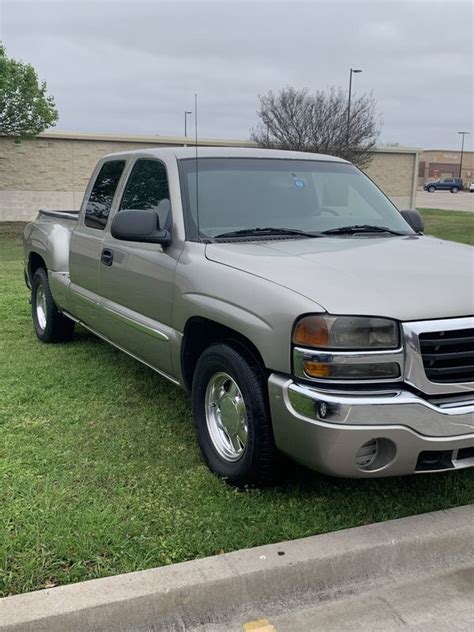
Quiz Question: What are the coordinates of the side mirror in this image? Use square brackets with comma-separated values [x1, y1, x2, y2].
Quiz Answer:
[400, 209, 424, 233]
[111, 210, 171, 246]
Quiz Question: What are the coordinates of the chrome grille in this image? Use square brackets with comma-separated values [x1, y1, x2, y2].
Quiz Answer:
[419, 328, 474, 383]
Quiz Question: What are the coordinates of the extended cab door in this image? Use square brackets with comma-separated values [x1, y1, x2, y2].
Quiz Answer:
[69, 159, 127, 327]
[96, 158, 180, 379]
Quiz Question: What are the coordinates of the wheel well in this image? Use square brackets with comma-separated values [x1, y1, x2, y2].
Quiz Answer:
[28, 252, 47, 281]
[181, 317, 267, 390]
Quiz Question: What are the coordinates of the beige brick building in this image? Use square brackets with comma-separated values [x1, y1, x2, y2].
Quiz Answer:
[0, 131, 420, 221]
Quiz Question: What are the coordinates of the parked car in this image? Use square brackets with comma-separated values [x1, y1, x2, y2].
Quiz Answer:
[423, 177, 464, 193]
[469, 182, 474, 193]
[23, 148, 474, 486]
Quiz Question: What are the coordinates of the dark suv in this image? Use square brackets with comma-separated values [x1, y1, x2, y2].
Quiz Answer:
[423, 177, 464, 193]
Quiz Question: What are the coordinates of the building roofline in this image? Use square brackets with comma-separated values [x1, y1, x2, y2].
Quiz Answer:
[422, 148, 473, 154]
[372, 145, 422, 154]
[32, 131, 422, 154]
[37, 130, 255, 147]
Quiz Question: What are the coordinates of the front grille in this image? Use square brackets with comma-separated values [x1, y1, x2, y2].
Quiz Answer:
[458, 447, 474, 461]
[419, 328, 474, 383]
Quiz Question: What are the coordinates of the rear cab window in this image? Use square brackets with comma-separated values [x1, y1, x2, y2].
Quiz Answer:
[84, 160, 126, 229]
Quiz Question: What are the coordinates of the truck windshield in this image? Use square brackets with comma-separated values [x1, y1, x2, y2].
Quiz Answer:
[179, 157, 413, 240]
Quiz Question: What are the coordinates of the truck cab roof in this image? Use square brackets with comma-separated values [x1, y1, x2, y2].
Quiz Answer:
[101, 146, 349, 163]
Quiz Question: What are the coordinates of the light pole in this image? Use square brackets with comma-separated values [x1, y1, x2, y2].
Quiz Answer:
[184, 110, 192, 138]
[458, 131, 469, 180]
[347, 68, 362, 144]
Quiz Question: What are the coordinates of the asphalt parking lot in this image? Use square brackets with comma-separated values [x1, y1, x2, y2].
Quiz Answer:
[417, 189, 474, 212]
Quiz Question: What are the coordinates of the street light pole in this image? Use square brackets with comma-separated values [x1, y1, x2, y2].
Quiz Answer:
[458, 131, 469, 180]
[184, 111, 192, 138]
[347, 68, 362, 145]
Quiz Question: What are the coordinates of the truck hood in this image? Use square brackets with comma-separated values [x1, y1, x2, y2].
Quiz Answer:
[205, 236, 474, 321]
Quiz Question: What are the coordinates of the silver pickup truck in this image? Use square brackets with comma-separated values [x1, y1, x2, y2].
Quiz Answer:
[23, 147, 474, 485]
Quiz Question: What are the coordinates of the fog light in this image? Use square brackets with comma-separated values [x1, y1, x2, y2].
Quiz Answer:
[355, 438, 396, 471]
[355, 439, 378, 469]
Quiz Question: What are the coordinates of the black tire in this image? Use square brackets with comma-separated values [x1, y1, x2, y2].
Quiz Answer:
[192, 343, 279, 487]
[428, 186, 436, 193]
[451, 186, 459, 193]
[31, 268, 75, 343]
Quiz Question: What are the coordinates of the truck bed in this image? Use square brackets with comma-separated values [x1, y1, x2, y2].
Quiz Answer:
[23, 209, 80, 281]
[38, 209, 80, 221]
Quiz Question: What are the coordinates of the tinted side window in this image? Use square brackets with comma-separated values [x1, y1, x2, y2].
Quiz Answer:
[85, 160, 125, 229]
[120, 159, 170, 227]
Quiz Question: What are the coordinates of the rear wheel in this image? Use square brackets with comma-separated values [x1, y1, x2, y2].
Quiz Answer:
[192, 343, 279, 486]
[451, 186, 459, 193]
[428, 186, 436, 193]
[31, 268, 75, 343]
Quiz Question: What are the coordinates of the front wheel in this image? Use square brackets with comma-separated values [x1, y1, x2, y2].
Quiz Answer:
[428, 186, 436, 193]
[31, 268, 75, 343]
[192, 344, 279, 486]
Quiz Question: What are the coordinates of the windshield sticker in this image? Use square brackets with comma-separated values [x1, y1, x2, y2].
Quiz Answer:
[293, 178, 306, 188]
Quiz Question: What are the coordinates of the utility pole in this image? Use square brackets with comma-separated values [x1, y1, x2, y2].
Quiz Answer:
[458, 131, 470, 180]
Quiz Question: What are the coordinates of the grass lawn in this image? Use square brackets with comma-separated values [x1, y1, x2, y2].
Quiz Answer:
[1, 214, 473, 597]
[417, 208, 474, 245]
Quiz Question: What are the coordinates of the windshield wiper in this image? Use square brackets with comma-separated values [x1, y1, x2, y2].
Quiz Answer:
[321, 224, 407, 236]
[214, 227, 320, 239]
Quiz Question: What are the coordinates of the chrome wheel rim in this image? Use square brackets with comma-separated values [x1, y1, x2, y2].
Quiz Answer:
[36, 284, 47, 330]
[205, 372, 248, 462]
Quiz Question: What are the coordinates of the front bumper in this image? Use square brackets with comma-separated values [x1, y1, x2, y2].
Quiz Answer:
[268, 373, 474, 478]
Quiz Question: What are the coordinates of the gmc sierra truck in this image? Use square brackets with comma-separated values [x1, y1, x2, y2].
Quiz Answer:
[23, 147, 474, 486]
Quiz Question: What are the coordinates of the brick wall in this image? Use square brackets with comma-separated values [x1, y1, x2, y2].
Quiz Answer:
[364, 150, 417, 210]
[0, 133, 419, 220]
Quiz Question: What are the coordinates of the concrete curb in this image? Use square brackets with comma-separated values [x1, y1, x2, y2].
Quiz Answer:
[1, 506, 473, 631]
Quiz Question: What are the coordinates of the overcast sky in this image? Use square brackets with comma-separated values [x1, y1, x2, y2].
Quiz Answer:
[1, 0, 472, 149]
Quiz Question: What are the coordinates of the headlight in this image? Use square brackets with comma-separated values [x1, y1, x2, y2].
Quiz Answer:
[293, 315, 399, 350]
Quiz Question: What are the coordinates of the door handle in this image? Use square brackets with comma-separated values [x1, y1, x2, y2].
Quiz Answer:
[101, 248, 114, 266]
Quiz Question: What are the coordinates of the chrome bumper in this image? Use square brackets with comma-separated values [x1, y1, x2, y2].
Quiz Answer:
[268, 374, 474, 478]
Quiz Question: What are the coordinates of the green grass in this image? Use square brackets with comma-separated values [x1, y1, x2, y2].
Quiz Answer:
[418, 208, 474, 245]
[1, 218, 473, 597]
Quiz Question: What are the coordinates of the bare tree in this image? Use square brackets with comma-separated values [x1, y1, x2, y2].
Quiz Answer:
[251, 86, 380, 167]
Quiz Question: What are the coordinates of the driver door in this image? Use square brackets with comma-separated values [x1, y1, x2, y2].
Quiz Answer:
[97, 158, 178, 378]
